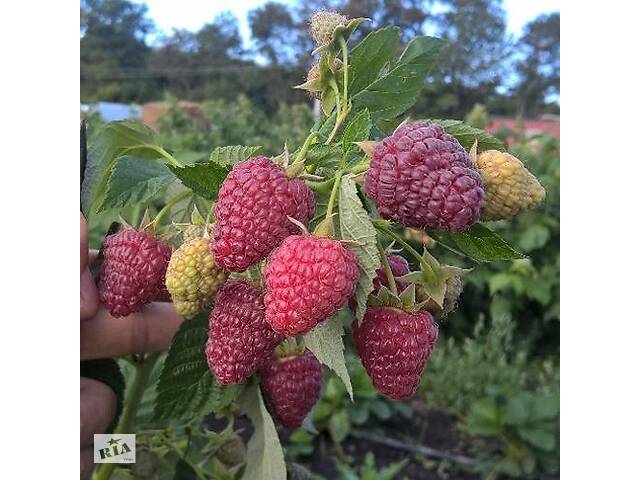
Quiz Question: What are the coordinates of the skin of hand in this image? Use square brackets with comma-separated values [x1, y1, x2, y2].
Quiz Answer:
[80, 213, 182, 479]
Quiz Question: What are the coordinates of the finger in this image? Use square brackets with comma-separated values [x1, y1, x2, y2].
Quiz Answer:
[81, 302, 183, 360]
[80, 447, 94, 480]
[80, 377, 117, 448]
[80, 268, 99, 321]
[81, 213, 89, 272]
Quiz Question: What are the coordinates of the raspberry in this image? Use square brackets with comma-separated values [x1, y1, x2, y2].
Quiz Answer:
[364, 122, 484, 232]
[166, 238, 227, 319]
[264, 235, 360, 336]
[260, 349, 323, 428]
[310, 11, 347, 46]
[352, 306, 438, 400]
[373, 255, 410, 294]
[418, 269, 464, 319]
[474, 150, 546, 220]
[206, 280, 284, 384]
[99, 229, 171, 318]
[212, 157, 315, 272]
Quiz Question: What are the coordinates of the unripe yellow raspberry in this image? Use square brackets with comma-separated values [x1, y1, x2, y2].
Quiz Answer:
[474, 150, 546, 221]
[166, 237, 227, 318]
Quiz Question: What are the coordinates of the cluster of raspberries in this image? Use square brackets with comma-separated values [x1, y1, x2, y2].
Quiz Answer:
[97, 120, 544, 425]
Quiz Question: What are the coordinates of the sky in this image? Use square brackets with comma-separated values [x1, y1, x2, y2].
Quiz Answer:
[132, 0, 560, 45]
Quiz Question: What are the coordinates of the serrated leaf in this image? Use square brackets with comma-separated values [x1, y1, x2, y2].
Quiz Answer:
[98, 156, 175, 212]
[342, 109, 372, 155]
[338, 176, 380, 323]
[349, 27, 401, 95]
[304, 313, 353, 400]
[353, 36, 445, 121]
[429, 224, 526, 262]
[153, 314, 243, 422]
[305, 144, 343, 169]
[239, 381, 286, 480]
[425, 119, 505, 152]
[167, 162, 231, 201]
[81, 121, 160, 215]
[209, 145, 262, 165]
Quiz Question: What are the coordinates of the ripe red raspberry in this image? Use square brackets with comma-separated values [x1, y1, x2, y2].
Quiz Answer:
[211, 157, 315, 272]
[264, 235, 360, 336]
[206, 280, 284, 384]
[260, 349, 323, 428]
[373, 255, 410, 294]
[364, 122, 484, 231]
[352, 307, 438, 400]
[99, 229, 172, 318]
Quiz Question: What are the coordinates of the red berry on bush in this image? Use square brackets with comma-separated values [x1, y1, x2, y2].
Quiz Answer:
[99, 229, 172, 318]
[364, 122, 484, 232]
[264, 235, 360, 336]
[260, 349, 323, 429]
[211, 157, 315, 272]
[206, 280, 284, 384]
[373, 254, 410, 294]
[353, 306, 438, 400]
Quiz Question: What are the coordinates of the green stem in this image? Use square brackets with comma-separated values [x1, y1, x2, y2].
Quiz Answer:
[292, 132, 318, 165]
[154, 191, 191, 226]
[377, 240, 398, 296]
[339, 36, 349, 106]
[94, 352, 161, 480]
[325, 169, 344, 220]
[373, 221, 437, 283]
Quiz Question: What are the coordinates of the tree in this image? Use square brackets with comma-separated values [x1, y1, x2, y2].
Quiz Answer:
[80, 0, 154, 102]
[249, 2, 308, 65]
[513, 13, 560, 117]
[434, 0, 511, 86]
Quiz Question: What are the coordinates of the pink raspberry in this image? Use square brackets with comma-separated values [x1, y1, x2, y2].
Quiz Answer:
[211, 157, 315, 272]
[365, 122, 484, 231]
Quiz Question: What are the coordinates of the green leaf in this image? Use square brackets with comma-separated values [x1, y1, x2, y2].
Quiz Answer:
[349, 27, 401, 95]
[352, 36, 445, 121]
[370, 399, 392, 420]
[425, 119, 506, 152]
[81, 120, 160, 215]
[304, 312, 353, 400]
[328, 409, 351, 443]
[342, 109, 372, 155]
[305, 144, 343, 168]
[209, 145, 262, 165]
[153, 314, 243, 422]
[517, 424, 557, 451]
[167, 162, 231, 201]
[239, 381, 287, 480]
[467, 398, 505, 435]
[429, 223, 526, 262]
[338, 175, 380, 323]
[98, 156, 175, 212]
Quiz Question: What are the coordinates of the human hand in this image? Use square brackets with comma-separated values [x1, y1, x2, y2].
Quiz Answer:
[80, 213, 182, 479]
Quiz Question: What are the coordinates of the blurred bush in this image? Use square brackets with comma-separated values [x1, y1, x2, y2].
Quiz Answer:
[157, 94, 315, 157]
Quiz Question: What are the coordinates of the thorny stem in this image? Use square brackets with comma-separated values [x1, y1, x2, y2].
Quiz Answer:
[94, 352, 161, 480]
[373, 221, 437, 283]
[377, 240, 398, 296]
[154, 191, 191, 226]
